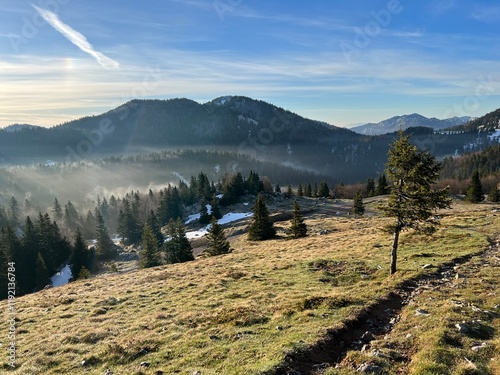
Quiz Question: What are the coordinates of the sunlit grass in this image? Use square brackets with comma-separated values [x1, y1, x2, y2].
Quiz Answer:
[0, 201, 498, 374]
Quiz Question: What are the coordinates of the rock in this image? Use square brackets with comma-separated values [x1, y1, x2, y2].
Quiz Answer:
[209, 335, 220, 340]
[155, 372, 164, 375]
[422, 264, 434, 269]
[357, 362, 382, 373]
[104, 370, 113, 375]
[140, 361, 150, 367]
[193, 372, 202, 375]
[312, 363, 329, 370]
[455, 322, 470, 334]
[361, 344, 370, 352]
[471, 342, 487, 352]
[406, 333, 412, 339]
[361, 331, 375, 342]
[415, 309, 430, 316]
[287, 371, 301, 375]
[276, 326, 284, 331]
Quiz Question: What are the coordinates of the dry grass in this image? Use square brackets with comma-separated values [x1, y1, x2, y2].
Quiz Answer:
[0, 200, 498, 374]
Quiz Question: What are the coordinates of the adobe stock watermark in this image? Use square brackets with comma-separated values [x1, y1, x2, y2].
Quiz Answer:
[213, 0, 243, 21]
[63, 66, 162, 165]
[340, 0, 407, 63]
[7, 0, 71, 53]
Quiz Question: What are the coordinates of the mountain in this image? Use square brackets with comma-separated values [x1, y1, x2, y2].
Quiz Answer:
[351, 114, 471, 135]
[445, 108, 500, 133]
[0, 97, 497, 183]
[1, 123, 41, 132]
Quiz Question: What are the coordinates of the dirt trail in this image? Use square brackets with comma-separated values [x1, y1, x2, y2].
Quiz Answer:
[270, 236, 500, 375]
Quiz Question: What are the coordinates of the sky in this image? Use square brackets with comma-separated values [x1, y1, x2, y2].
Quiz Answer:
[1, 0, 500, 128]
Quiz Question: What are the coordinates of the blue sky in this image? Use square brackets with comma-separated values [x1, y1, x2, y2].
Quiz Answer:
[1, 0, 499, 128]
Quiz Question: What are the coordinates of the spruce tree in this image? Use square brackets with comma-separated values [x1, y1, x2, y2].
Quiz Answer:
[35, 253, 50, 290]
[140, 225, 161, 268]
[53, 198, 63, 221]
[146, 210, 164, 247]
[246, 170, 262, 195]
[203, 217, 232, 256]
[375, 174, 389, 195]
[465, 171, 484, 203]
[164, 219, 194, 263]
[275, 184, 281, 193]
[352, 192, 365, 218]
[305, 183, 312, 197]
[95, 209, 116, 260]
[199, 200, 211, 225]
[313, 182, 318, 197]
[290, 200, 307, 238]
[488, 186, 500, 202]
[381, 131, 452, 275]
[8, 197, 20, 227]
[70, 228, 89, 280]
[210, 194, 222, 220]
[366, 178, 376, 197]
[21, 217, 38, 293]
[318, 182, 330, 198]
[297, 183, 304, 197]
[248, 193, 276, 241]
[286, 185, 293, 198]
[82, 210, 96, 239]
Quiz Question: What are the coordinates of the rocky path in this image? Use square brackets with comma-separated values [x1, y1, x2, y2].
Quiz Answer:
[270, 235, 500, 375]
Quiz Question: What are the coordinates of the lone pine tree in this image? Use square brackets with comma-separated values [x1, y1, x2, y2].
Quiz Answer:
[465, 171, 484, 203]
[203, 217, 232, 256]
[290, 200, 307, 238]
[352, 192, 365, 217]
[381, 130, 452, 275]
[248, 193, 276, 241]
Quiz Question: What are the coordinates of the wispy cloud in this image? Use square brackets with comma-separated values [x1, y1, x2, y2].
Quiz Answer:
[32, 4, 119, 70]
[471, 5, 500, 22]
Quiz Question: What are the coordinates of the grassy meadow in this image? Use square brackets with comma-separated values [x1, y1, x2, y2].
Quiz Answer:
[0, 200, 498, 374]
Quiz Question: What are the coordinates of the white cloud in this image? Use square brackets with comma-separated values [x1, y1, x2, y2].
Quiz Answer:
[32, 4, 119, 70]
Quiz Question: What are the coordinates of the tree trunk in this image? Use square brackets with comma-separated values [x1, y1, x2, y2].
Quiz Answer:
[390, 227, 400, 275]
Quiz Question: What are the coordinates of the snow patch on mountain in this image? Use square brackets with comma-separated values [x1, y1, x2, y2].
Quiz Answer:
[238, 115, 258, 126]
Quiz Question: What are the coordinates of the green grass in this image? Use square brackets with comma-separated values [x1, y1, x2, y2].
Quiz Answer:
[0, 201, 498, 374]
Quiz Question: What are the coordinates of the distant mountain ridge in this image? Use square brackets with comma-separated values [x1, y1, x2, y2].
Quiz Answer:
[351, 114, 471, 135]
[0, 96, 498, 183]
[1, 124, 41, 132]
[445, 108, 500, 133]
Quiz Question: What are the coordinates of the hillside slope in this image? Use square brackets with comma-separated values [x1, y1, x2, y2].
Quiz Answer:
[1, 201, 498, 374]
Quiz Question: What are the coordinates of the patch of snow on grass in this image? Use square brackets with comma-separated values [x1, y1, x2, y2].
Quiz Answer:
[51, 264, 72, 287]
[185, 212, 253, 239]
